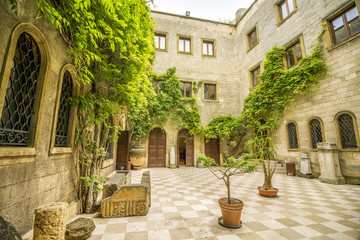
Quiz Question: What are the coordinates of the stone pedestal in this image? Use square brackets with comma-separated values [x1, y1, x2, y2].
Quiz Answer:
[317, 142, 346, 185]
[300, 153, 312, 175]
[33, 202, 68, 240]
[170, 146, 176, 168]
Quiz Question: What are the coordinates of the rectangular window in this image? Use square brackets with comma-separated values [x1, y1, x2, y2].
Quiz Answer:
[329, 5, 360, 45]
[155, 34, 166, 50]
[247, 25, 259, 51]
[178, 36, 192, 54]
[202, 40, 215, 56]
[153, 80, 163, 94]
[279, 0, 295, 20]
[286, 41, 303, 68]
[180, 82, 191, 97]
[250, 66, 261, 88]
[204, 83, 216, 100]
[275, 0, 296, 25]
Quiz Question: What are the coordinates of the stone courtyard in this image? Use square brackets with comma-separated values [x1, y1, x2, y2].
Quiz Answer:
[76, 168, 360, 240]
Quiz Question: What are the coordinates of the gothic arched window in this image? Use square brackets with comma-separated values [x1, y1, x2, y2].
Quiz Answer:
[336, 113, 359, 149]
[287, 121, 299, 150]
[54, 71, 73, 147]
[309, 118, 324, 149]
[0, 32, 41, 146]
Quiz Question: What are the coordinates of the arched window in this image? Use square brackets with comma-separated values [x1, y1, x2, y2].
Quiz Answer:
[287, 122, 299, 149]
[336, 113, 359, 149]
[0, 32, 41, 146]
[309, 118, 324, 149]
[54, 71, 73, 147]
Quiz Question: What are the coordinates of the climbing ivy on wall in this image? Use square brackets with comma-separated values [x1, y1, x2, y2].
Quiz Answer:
[127, 67, 202, 144]
[204, 34, 327, 143]
[31, 0, 156, 213]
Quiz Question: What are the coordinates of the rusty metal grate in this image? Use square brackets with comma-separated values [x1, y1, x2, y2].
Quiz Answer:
[338, 114, 358, 148]
[310, 118, 323, 149]
[288, 122, 299, 149]
[0, 32, 41, 146]
[54, 71, 73, 147]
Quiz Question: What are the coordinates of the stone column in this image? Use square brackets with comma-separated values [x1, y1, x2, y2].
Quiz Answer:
[317, 142, 346, 184]
[169, 146, 176, 168]
[300, 153, 312, 175]
[33, 202, 68, 240]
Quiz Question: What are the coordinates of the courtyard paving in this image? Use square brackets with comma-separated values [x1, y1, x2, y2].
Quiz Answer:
[85, 167, 360, 240]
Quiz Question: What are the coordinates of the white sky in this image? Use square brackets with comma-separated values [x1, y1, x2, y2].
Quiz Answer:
[149, 0, 255, 22]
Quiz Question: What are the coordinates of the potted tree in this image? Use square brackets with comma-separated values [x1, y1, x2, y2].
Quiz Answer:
[247, 122, 279, 197]
[197, 154, 256, 229]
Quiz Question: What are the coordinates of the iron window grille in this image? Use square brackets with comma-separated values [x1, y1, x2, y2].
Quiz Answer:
[309, 118, 323, 149]
[338, 114, 358, 149]
[288, 122, 299, 149]
[105, 116, 113, 160]
[54, 71, 73, 147]
[0, 32, 41, 146]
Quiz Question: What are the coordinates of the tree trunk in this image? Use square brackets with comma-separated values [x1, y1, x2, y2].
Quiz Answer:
[85, 122, 102, 213]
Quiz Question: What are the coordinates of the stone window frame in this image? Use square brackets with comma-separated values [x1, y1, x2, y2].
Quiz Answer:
[0, 23, 50, 158]
[248, 62, 262, 90]
[286, 121, 301, 151]
[50, 64, 79, 155]
[202, 82, 219, 102]
[323, 0, 360, 51]
[201, 38, 216, 57]
[246, 23, 259, 52]
[334, 111, 360, 151]
[307, 117, 325, 151]
[275, 0, 298, 26]
[177, 34, 193, 55]
[154, 31, 168, 52]
[180, 81, 192, 98]
[284, 35, 306, 69]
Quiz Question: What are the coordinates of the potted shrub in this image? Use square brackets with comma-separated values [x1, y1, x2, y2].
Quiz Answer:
[197, 154, 256, 229]
[247, 123, 279, 197]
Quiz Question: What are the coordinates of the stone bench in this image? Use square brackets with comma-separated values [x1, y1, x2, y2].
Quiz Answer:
[100, 171, 150, 218]
[102, 170, 131, 200]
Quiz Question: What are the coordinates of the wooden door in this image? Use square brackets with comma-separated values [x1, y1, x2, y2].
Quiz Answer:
[205, 138, 220, 165]
[148, 128, 166, 167]
[178, 129, 194, 167]
[116, 131, 129, 170]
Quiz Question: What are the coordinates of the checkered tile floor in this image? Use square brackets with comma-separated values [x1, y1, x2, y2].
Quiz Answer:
[83, 167, 360, 240]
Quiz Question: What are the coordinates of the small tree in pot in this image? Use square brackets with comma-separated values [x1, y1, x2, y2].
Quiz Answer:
[247, 121, 279, 197]
[197, 154, 256, 228]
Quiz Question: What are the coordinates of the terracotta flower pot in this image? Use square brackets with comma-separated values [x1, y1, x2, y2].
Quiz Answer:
[258, 187, 279, 197]
[218, 198, 243, 228]
[129, 148, 146, 170]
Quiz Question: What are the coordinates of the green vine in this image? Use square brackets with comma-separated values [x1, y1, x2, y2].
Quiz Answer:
[205, 33, 327, 142]
[127, 67, 202, 143]
[192, 80, 203, 93]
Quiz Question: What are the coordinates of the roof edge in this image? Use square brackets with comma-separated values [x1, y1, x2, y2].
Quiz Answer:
[151, 10, 236, 27]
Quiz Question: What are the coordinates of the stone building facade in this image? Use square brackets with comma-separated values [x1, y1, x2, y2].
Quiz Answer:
[0, 0, 359, 236]
[0, 1, 117, 234]
[147, 0, 360, 183]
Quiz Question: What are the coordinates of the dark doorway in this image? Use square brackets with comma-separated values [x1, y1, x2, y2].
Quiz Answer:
[205, 138, 220, 165]
[116, 131, 130, 170]
[177, 129, 194, 167]
[148, 128, 166, 167]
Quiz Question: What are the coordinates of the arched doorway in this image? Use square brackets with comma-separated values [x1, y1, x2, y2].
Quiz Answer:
[177, 129, 194, 167]
[205, 138, 220, 165]
[148, 128, 166, 167]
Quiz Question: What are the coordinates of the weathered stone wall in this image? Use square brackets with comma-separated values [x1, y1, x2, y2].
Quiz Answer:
[0, 1, 81, 234]
[148, 12, 240, 166]
[150, 0, 360, 184]
[235, 0, 360, 183]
